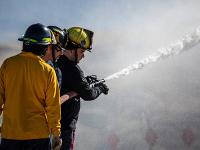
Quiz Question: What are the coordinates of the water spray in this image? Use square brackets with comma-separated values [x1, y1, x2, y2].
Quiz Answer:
[103, 27, 200, 81]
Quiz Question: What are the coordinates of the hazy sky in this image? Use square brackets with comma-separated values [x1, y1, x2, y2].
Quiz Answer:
[1, 0, 200, 149]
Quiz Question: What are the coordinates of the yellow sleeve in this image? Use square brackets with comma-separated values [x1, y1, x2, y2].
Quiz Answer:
[0, 61, 6, 114]
[45, 68, 61, 136]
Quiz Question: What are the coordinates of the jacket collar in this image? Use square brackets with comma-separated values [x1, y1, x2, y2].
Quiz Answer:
[20, 51, 45, 62]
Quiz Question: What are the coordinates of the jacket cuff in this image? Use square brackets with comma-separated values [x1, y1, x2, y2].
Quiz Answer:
[51, 127, 61, 137]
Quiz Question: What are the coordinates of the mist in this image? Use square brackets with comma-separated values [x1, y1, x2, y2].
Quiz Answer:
[1, 0, 200, 149]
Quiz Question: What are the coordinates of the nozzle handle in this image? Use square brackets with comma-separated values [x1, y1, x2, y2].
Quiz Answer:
[90, 79, 105, 87]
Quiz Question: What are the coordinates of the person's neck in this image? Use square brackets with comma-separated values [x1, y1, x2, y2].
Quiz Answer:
[63, 51, 74, 62]
[41, 55, 49, 62]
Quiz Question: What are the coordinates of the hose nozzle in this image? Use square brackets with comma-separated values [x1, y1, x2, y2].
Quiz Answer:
[90, 79, 105, 87]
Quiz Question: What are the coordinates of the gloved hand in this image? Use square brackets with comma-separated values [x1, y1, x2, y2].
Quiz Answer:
[98, 83, 109, 95]
[52, 135, 62, 150]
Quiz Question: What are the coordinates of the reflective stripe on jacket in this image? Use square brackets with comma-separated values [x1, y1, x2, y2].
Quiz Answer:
[0, 52, 61, 140]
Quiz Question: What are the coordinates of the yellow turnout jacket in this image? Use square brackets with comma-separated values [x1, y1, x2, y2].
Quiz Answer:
[0, 51, 61, 140]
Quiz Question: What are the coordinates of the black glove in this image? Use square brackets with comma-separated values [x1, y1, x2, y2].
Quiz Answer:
[85, 75, 97, 85]
[98, 83, 109, 95]
[51, 135, 62, 150]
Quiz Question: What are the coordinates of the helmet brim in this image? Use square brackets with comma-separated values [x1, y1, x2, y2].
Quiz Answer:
[18, 36, 24, 41]
[18, 37, 57, 45]
[87, 49, 92, 52]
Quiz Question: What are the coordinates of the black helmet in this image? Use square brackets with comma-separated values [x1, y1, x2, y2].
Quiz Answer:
[47, 26, 66, 50]
[18, 23, 57, 45]
[64, 27, 94, 51]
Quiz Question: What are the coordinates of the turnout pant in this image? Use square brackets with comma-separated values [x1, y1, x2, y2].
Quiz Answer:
[0, 138, 50, 150]
[60, 129, 75, 150]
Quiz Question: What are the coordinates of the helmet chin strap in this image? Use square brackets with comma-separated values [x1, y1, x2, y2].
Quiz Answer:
[40, 47, 48, 57]
[74, 49, 78, 64]
[51, 45, 56, 68]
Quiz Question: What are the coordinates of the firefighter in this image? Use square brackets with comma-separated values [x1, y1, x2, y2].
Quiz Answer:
[57, 27, 109, 150]
[46, 26, 78, 104]
[44, 25, 66, 87]
[0, 23, 61, 150]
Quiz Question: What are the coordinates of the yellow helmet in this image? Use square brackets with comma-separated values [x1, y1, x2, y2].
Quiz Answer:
[64, 27, 94, 51]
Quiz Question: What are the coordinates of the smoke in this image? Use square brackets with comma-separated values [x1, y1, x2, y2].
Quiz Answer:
[0, 45, 20, 65]
[105, 27, 200, 81]
[77, 1, 200, 150]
